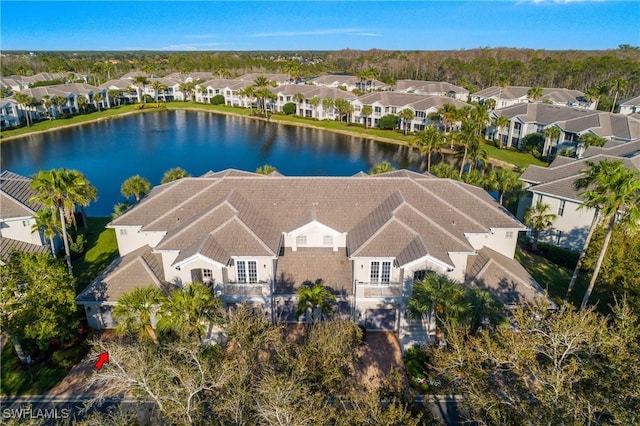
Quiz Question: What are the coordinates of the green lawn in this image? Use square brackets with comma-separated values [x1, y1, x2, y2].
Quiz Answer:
[484, 144, 547, 170]
[72, 217, 118, 293]
[0, 344, 71, 395]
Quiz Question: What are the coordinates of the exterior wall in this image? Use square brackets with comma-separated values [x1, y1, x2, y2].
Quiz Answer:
[528, 193, 594, 251]
[0, 217, 43, 245]
[284, 222, 345, 251]
[112, 226, 165, 256]
[466, 229, 520, 259]
[174, 257, 225, 286]
[227, 256, 275, 283]
[352, 258, 401, 283]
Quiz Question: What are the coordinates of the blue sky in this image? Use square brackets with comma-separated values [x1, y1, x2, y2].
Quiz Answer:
[1, 1, 638, 51]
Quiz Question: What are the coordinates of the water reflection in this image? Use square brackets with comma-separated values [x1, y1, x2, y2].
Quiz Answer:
[2, 110, 436, 215]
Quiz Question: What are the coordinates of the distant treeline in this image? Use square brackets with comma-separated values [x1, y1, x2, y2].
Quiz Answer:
[3, 47, 639, 101]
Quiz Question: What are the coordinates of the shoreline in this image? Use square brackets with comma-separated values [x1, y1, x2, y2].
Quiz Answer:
[1, 105, 518, 169]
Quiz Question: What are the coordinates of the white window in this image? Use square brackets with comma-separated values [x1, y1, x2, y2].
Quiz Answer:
[323, 235, 333, 246]
[236, 260, 257, 284]
[506, 231, 514, 239]
[119, 229, 127, 235]
[370, 261, 392, 284]
[296, 235, 307, 246]
[558, 200, 565, 216]
[203, 269, 213, 280]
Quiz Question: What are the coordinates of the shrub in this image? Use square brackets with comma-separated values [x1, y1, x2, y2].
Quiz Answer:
[70, 234, 86, 255]
[50, 341, 90, 369]
[210, 95, 225, 105]
[521, 133, 545, 156]
[536, 242, 580, 269]
[283, 102, 297, 115]
[378, 114, 398, 130]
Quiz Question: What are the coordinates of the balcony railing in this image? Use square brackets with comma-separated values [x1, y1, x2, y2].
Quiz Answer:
[355, 282, 403, 299]
[218, 282, 269, 298]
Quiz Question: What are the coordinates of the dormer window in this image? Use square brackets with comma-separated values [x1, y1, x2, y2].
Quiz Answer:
[296, 235, 307, 246]
[323, 235, 333, 246]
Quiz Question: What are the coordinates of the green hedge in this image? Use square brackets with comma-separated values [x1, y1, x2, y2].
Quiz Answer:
[536, 242, 580, 269]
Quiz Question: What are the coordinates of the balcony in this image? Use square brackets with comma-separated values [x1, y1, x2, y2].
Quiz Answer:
[355, 282, 403, 299]
[217, 282, 270, 298]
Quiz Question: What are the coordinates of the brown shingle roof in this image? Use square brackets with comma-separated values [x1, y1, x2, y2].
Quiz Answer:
[0, 238, 50, 263]
[0, 171, 43, 218]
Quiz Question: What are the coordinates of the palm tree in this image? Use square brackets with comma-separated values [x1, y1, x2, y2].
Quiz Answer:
[484, 168, 524, 206]
[252, 76, 277, 115]
[238, 86, 256, 113]
[333, 98, 351, 123]
[569, 161, 640, 309]
[609, 78, 628, 113]
[256, 164, 278, 175]
[158, 282, 220, 339]
[457, 121, 481, 178]
[42, 95, 52, 119]
[493, 115, 511, 147]
[309, 96, 321, 119]
[114, 286, 165, 345]
[470, 103, 490, 136]
[76, 96, 89, 114]
[51, 95, 68, 118]
[93, 92, 104, 112]
[31, 208, 60, 257]
[67, 169, 97, 232]
[13, 92, 35, 127]
[321, 97, 334, 119]
[543, 126, 563, 162]
[527, 86, 544, 102]
[361, 105, 373, 128]
[151, 81, 166, 107]
[369, 161, 395, 175]
[398, 108, 415, 135]
[30, 168, 97, 273]
[412, 126, 443, 173]
[584, 87, 601, 110]
[112, 201, 131, 219]
[436, 103, 458, 133]
[121, 175, 151, 202]
[463, 141, 488, 171]
[161, 167, 190, 184]
[296, 283, 336, 323]
[133, 76, 150, 103]
[524, 201, 557, 251]
[431, 163, 459, 179]
[292, 93, 305, 116]
[107, 89, 121, 107]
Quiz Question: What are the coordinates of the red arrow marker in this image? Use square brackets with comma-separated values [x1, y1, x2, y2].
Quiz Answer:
[95, 352, 109, 370]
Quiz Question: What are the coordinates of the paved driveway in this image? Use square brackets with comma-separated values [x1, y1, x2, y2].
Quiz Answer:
[356, 331, 406, 389]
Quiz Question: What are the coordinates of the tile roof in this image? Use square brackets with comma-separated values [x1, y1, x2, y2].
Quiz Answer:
[76, 245, 170, 303]
[275, 247, 352, 295]
[0, 171, 43, 218]
[465, 247, 549, 306]
[111, 171, 523, 271]
[0, 238, 50, 263]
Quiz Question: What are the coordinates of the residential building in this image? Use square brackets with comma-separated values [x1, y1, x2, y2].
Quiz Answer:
[489, 103, 640, 155]
[619, 95, 640, 116]
[311, 74, 386, 92]
[471, 86, 595, 110]
[77, 169, 546, 348]
[518, 140, 640, 251]
[0, 98, 21, 129]
[0, 171, 53, 264]
[394, 80, 469, 101]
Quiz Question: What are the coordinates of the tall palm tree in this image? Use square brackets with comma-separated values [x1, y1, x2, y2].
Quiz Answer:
[121, 175, 151, 202]
[42, 95, 52, 119]
[369, 161, 395, 175]
[493, 115, 511, 147]
[76, 96, 89, 114]
[321, 97, 335, 119]
[31, 208, 60, 257]
[609, 78, 628, 113]
[92, 92, 104, 112]
[151, 81, 166, 107]
[309, 96, 321, 119]
[484, 168, 524, 206]
[13, 92, 36, 127]
[292, 93, 305, 116]
[436, 103, 458, 133]
[107, 89, 121, 107]
[114, 286, 165, 345]
[161, 167, 190, 184]
[252, 76, 277, 115]
[238, 86, 256, 113]
[524, 201, 557, 251]
[133, 76, 150, 103]
[412, 126, 443, 173]
[527, 86, 544, 102]
[570, 161, 640, 309]
[584, 87, 601, 110]
[67, 169, 97, 231]
[158, 282, 220, 339]
[470, 103, 490, 136]
[51, 95, 68, 118]
[296, 283, 336, 324]
[361, 105, 373, 128]
[256, 164, 278, 175]
[457, 121, 481, 178]
[30, 168, 97, 273]
[398, 108, 415, 135]
[543, 126, 563, 162]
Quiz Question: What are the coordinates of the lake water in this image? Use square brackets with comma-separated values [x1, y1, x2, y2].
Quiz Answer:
[1, 110, 442, 216]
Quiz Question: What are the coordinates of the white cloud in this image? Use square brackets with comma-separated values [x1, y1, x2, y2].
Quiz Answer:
[249, 28, 378, 38]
